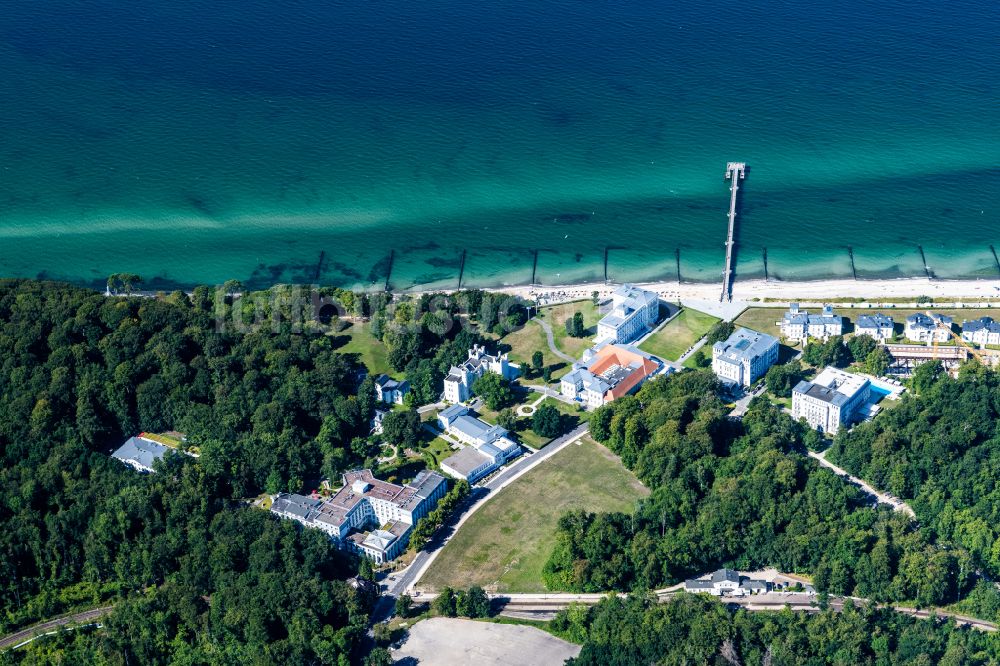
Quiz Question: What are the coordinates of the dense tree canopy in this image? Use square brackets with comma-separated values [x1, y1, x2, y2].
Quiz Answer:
[559, 594, 999, 666]
[544, 369, 996, 615]
[830, 364, 1000, 588]
[0, 280, 374, 663]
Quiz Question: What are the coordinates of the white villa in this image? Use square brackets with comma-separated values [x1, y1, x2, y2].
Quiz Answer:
[792, 367, 871, 434]
[778, 304, 843, 341]
[374, 374, 409, 405]
[711, 327, 779, 388]
[684, 569, 771, 597]
[596, 284, 660, 344]
[904, 313, 953, 343]
[443, 345, 520, 403]
[438, 404, 522, 483]
[855, 313, 894, 341]
[961, 317, 1000, 347]
[271, 469, 447, 563]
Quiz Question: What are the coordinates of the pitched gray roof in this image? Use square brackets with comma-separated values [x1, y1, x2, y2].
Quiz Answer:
[111, 436, 170, 472]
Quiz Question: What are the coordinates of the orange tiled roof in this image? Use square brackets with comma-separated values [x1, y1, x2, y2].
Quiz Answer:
[587, 346, 658, 401]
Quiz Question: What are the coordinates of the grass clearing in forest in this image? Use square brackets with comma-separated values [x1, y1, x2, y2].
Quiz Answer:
[419, 435, 647, 593]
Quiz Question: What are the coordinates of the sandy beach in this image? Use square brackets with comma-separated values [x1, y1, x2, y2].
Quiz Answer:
[487, 277, 1000, 307]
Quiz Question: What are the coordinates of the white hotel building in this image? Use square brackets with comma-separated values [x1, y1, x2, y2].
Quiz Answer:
[711, 327, 779, 388]
[596, 284, 660, 344]
[271, 469, 447, 563]
[792, 367, 870, 434]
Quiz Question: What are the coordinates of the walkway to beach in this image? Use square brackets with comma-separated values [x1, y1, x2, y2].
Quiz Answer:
[530, 317, 576, 365]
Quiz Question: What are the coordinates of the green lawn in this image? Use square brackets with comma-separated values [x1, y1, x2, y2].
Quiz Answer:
[419, 435, 648, 593]
[496, 321, 574, 382]
[638, 308, 720, 361]
[732, 307, 785, 338]
[535, 299, 601, 359]
[328, 321, 397, 378]
[421, 436, 457, 468]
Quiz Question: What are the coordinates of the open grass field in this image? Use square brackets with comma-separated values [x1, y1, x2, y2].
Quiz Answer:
[496, 321, 574, 382]
[732, 307, 785, 338]
[638, 308, 719, 361]
[535, 299, 601, 359]
[419, 435, 648, 593]
[329, 321, 398, 377]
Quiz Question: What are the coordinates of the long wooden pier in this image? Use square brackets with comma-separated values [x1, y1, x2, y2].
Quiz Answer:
[721, 162, 745, 302]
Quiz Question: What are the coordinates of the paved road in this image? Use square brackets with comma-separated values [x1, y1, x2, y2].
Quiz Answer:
[808, 449, 916, 517]
[0, 606, 114, 651]
[371, 423, 591, 622]
[531, 318, 576, 365]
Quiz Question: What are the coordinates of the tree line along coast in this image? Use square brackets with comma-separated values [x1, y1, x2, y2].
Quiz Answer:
[5, 277, 1000, 664]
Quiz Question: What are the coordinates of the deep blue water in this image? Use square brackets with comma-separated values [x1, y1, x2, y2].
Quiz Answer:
[1, 0, 998, 289]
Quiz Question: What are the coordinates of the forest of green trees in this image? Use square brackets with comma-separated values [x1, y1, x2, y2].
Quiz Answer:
[0, 280, 525, 663]
[829, 361, 1000, 617]
[558, 593, 999, 665]
[543, 369, 1000, 616]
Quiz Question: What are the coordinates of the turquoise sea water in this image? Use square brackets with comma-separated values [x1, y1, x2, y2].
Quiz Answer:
[1, 0, 998, 290]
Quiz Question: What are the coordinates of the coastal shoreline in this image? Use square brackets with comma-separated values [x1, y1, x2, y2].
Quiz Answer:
[470, 276, 1000, 306]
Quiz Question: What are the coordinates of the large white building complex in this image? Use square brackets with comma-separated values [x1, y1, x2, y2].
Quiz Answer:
[778, 304, 843, 341]
[271, 469, 447, 563]
[792, 367, 871, 434]
[596, 284, 660, 344]
[904, 313, 953, 343]
[855, 313, 894, 341]
[437, 404, 522, 483]
[443, 345, 520, 403]
[961, 317, 1000, 347]
[561, 344, 661, 409]
[711, 327, 779, 388]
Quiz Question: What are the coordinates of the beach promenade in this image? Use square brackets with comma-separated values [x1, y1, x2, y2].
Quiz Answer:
[486, 276, 1000, 309]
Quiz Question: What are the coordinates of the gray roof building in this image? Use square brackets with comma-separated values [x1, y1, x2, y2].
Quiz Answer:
[962, 316, 1000, 334]
[111, 436, 172, 473]
[856, 313, 893, 330]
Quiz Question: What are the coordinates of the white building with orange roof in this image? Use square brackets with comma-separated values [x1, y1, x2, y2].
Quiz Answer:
[560, 344, 661, 409]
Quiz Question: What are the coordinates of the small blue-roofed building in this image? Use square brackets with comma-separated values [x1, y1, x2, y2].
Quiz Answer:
[855, 313, 894, 341]
[438, 411, 522, 483]
[711, 327, 779, 388]
[111, 436, 171, 473]
[374, 374, 410, 405]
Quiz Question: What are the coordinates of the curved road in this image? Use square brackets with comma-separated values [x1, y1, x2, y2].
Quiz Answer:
[531, 318, 576, 365]
[0, 606, 114, 651]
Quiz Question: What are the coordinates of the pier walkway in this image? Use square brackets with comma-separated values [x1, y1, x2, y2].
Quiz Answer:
[721, 162, 745, 302]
